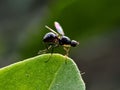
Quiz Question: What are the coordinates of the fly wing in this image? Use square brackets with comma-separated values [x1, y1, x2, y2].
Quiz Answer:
[54, 21, 64, 36]
[45, 25, 58, 35]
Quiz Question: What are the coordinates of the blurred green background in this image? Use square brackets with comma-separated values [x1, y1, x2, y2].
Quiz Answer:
[0, 0, 120, 90]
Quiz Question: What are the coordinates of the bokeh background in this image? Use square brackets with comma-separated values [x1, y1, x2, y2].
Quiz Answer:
[0, 0, 120, 90]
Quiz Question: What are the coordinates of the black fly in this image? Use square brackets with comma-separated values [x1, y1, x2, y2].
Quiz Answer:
[38, 21, 79, 56]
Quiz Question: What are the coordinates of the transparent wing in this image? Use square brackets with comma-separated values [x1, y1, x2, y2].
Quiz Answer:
[45, 25, 58, 35]
[54, 21, 64, 36]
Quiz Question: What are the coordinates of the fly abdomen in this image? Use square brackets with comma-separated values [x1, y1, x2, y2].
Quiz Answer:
[59, 36, 71, 45]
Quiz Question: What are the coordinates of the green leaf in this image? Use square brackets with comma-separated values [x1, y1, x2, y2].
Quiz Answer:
[0, 54, 85, 90]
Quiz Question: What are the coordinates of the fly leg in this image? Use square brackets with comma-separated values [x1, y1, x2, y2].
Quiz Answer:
[63, 46, 70, 63]
[38, 44, 52, 54]
[63, 46, 70, 56]
[45, 45, 55, 62]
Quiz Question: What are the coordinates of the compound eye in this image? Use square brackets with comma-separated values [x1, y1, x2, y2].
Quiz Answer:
[43, 32, 57, 42]
[71, 40, 79, 47]
[59, 36, 71, 45]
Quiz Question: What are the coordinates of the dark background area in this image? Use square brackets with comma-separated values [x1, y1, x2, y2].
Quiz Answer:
[0, 0, 120, 90]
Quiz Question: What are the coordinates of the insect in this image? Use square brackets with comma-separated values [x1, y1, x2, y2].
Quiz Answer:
[38, 21, 79, 56]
